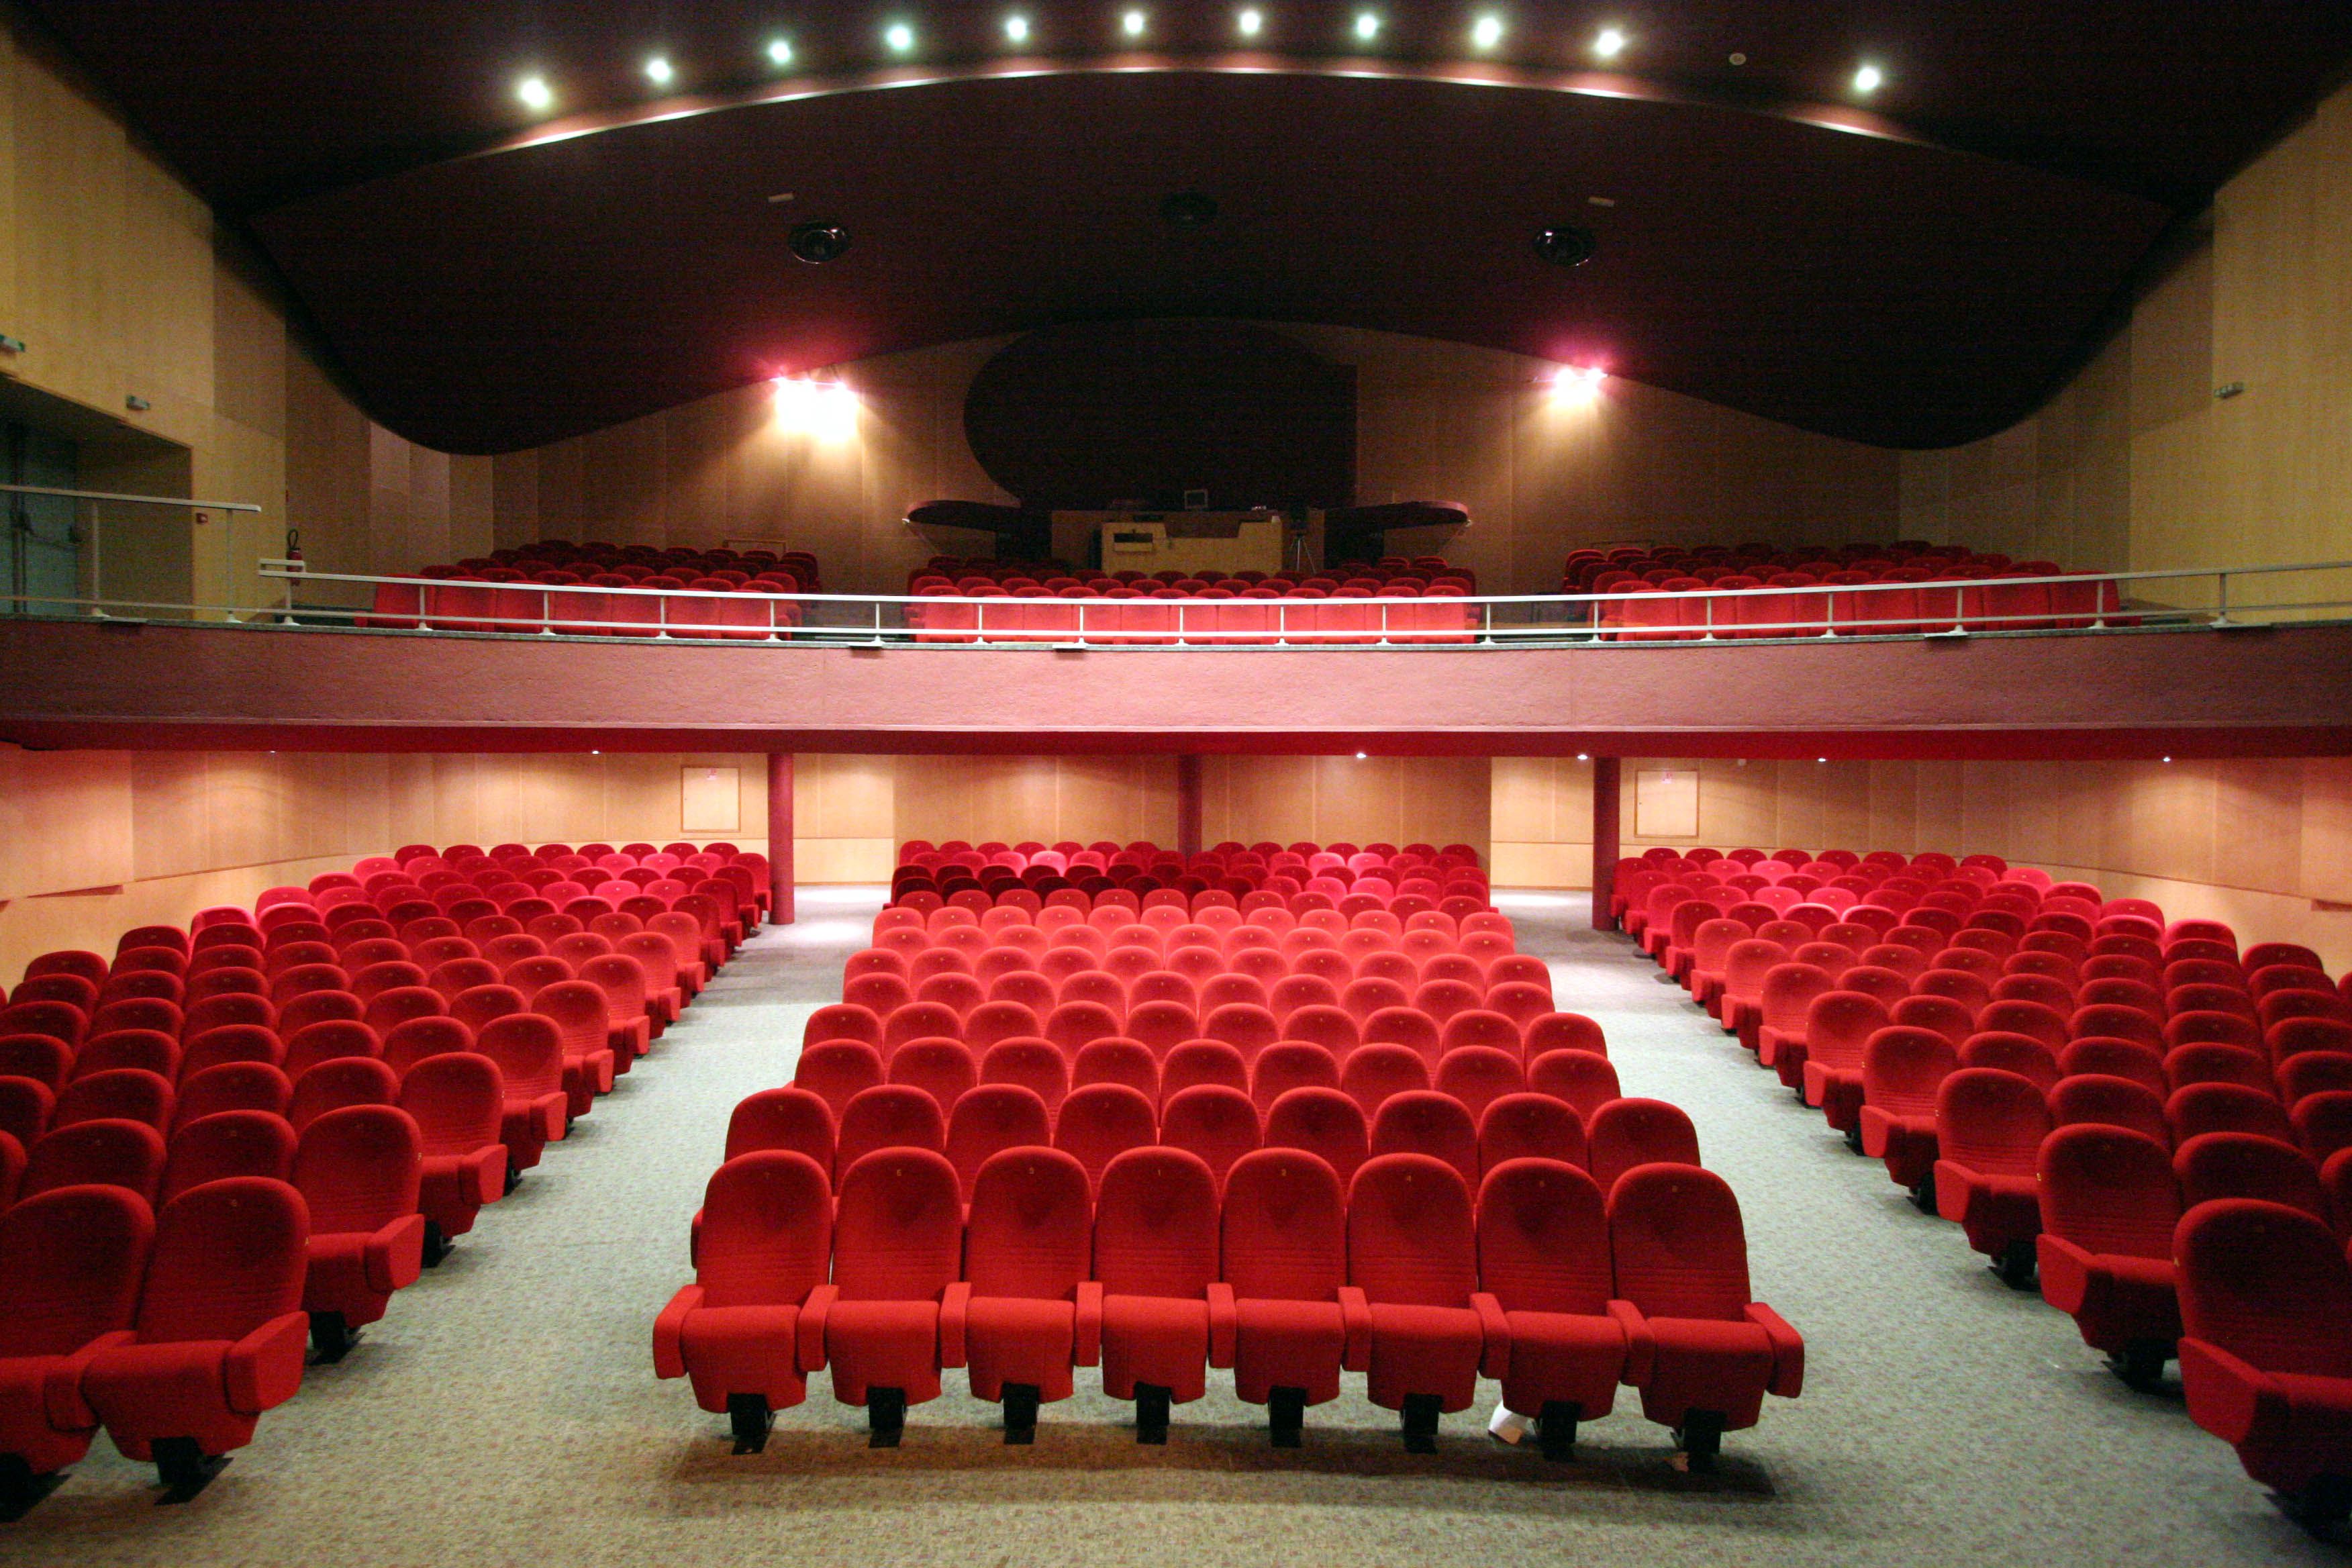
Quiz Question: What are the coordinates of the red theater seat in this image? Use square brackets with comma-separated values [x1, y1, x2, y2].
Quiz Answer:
[955, 1146, 1095, 1441]
[2035, 1124, 2182, 1387]
[814, 1148, 965, 1444]
[0, 1184, 154, 1518]
[1347, 1153, 1487, 1450]
[79, 1178, 310, 1499]
[1220, 1148, 1355, 1445]
[654, 1151, 834, 1453]
[1474, 1159, 1624, 1459]
[1933, 1068, 2053, 1287]
[1606, 1164, 1802, 1466]
[399, 1054, 510, 1260]
[1095, 1147, 1222, 1440]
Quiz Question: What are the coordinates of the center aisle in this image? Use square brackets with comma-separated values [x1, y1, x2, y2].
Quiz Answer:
[0, 889, 2314, 1567]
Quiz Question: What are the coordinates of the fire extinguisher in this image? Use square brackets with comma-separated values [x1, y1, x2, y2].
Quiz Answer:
[285, 526, 305, 571]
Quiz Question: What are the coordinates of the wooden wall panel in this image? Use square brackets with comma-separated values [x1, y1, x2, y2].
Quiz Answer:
[1904, 79, 2352, 589]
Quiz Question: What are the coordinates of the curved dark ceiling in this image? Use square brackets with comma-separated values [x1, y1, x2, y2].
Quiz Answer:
[26, 3, 2352, 454]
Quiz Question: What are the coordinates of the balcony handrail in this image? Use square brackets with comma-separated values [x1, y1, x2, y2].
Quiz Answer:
[0, 482, 264, 511]
[5, 557, 2347, 644]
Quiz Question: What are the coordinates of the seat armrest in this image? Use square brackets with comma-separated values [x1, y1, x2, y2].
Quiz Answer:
[1075, 1281, 1104, 1367]
[1337, 1286, 1372, 1372]
[2178, 1336, 2288, 1449]
[534, 1092, 569, 1139]
[1607, 1300, 1654, 1385]
[44, 1329, 135, 1430]
[2033, 1233, 2098, 1316]
[367, 1214, 429, 1293]
[1471, 1292, 1512, 1379]
[467, 1143, 508, 1204]
[797, 1283, 838, 1372]
[939, 1282, 971, 1368]
[226, 1312, 312, 1414]
[1206, 1283, 1238, 1368]
[652, 1284, 704, 1379]
[1744, 1302, 1805, 1398]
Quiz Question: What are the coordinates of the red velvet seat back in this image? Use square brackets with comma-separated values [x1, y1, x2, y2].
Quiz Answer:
[136, 1177, 309, 1345]
[1475, 1157, 1610, 1314]
[965, 1146, 1092, 1300]
[2177, 1199, 2352, 1377]
[1608, 1164, 1751, 1322]
[697, 1150, 833, 1309]
[1094, 1146, 1219, 1299]
[0, 1184, 153, 1357]
[1346, 1152, 1476, 1308]
[832, 1148, 962, 1302]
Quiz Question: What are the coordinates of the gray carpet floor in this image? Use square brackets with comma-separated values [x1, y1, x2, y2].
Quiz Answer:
[0, 888, 2333, 1566]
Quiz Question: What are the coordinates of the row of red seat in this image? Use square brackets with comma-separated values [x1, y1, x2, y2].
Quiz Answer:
[1565, 540, 1988, 589]
[1617, 846, 2352, 1529]
[362, 546, 822, 637]
[900, 837, 1483, 878]
[0, 842, 750, 1516]
[654, 858, 1803, 1465]
[906, 581, 1479, 644]
[918, 556, 1472, 592]
[656, 1146, 1800, 1456]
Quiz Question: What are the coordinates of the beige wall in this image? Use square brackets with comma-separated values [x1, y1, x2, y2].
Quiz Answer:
[1902, 79, 2352, 596]
[489, 324, 1902, 597]
[0, 14, 483, 614]
[1200, 754, 1491, 861]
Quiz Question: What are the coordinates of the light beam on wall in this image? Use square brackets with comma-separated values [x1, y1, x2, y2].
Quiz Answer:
[773, 376, 859, 440]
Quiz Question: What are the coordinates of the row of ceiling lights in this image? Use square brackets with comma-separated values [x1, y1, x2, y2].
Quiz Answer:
[513, 16, 1886, 111]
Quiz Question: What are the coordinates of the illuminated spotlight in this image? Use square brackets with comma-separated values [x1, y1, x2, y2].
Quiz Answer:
[1238, 7, 1263, 37]
[773, 377, 860, 440]
[1550, 364, 1606, 403]
[1123, 9, 1147, 38]
[885, 21, 916, 52]
[1576, 752, 1589, 761]
[1356, 752, 1368, 760]
[766, 37, 794, 66]
[1355, 12, 1381, 41]
[1004, 14, 1030, 43]
[644, 54, 674, 86]
[1817, 757, 1828, 763]
[516, 75, 554, 110]
[1853, 62, 1883, 92]
[2163, 755, 2174, 763]
[1471, 14, 1504, 50]
[1595, 26, 1627, 59]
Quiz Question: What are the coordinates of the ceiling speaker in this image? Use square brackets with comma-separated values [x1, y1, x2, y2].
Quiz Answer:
[1533, 224, 1598, 267]
[789, 222, 852, 264]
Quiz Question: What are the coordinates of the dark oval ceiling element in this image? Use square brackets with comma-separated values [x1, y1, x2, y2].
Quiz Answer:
[1534, 225, 1599, 268]
[787, 222, 851, 264]
[1161, 191, 1220, 229]
[965, 321, 1355, 512]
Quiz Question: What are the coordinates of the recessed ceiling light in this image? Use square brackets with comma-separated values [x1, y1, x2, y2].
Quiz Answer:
[1123, 9, 1147, 38]
[766, 38, 794, 66]
[1471, 14, 1504, 50]
[2163, 755, 2173, 763]
[516, 75, 554, 110]
[1355, 12, 1381, 41]
[644, 55, 674, 86]
[1356, 752, 1368, 760]
[1005, 14, 1030, 43]
[1594, 26, 1627, 59]
[1238, 7, 1263, 37]
[1576, 752, 1589, 761]
[885, 22, 915, 52]
[1853, 62, 1883, 92]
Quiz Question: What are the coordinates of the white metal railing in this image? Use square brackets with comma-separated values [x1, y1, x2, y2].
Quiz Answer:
[7, 556, 2351, 646]
[1, 482, 264, 619]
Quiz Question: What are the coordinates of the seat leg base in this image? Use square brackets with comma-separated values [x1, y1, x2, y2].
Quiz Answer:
[505, 1165, 522, 1196]
[727, 1393, 773, 1455]
[1675, 1411, 1725, 1472]
[422, 1222, 452, 1269]
[2285, 1476, 2352, 1536]
[1994, 1240, 2038, 1291]
[308, 1311, 359, 1364]
[151, 1438, 228, 1504]
[1135, 1383, 1171, 1445]
[0, 1457, 65, 1523]
[1268, 1387, 1306, 1448]
[1843, 1125, 1864, 1156]
[1002, 1383, 1040, 1445]
[1908, 1173, 1937, 1214]
[1537, 1402, 1580, 1462]
[1400, 1393, 1442, 1454]
[867, 1388, 905, 1449]
[2107, 1341, 2172, 1393]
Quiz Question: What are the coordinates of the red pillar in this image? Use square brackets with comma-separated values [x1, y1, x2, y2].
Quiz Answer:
[1590, 755, 1621, 930]
[766, 750, 795, 926]
[1176, 754, 1204, 858]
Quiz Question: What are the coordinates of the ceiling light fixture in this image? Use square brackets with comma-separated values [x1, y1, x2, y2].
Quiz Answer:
[885, 21, 915, 52]
[1355, 12, 1380, 41]
[1238, 8, 1263, 37]
[516, 75, 554, 110]
[644, 55, 674, 86]
[1472, 15, 1504, 50]
[1356, 752, 1368, 760]
[1005, 14, 1030, 43]
[1853, 62, 1883, 92]
[1123, 9, 1147, 38]
[1594, 26, 1627, 59]
[766, 38, 794, 66]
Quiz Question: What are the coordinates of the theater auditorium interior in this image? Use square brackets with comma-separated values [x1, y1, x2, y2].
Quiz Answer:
[0, 2, 2350, 1564]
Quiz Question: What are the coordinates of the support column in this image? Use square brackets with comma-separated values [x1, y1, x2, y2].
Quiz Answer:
[1176, 754, 1204, 859]
[766, 750, 795, 926]
[1590, 755, 1621, 931]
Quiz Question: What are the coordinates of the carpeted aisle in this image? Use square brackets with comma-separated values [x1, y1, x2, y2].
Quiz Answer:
[0, 889, 2321, 1567]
